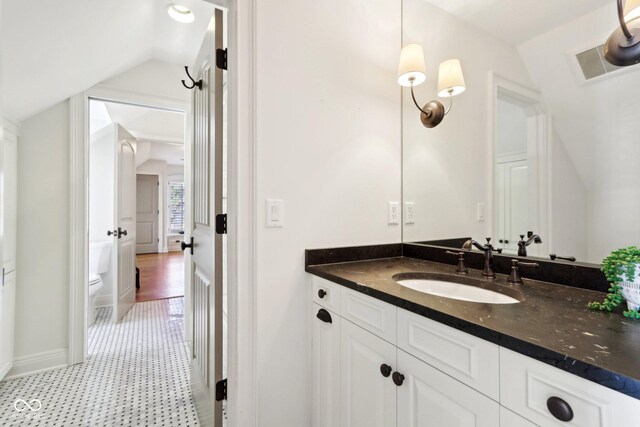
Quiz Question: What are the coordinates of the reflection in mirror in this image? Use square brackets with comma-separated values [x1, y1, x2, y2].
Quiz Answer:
[402, 0, 640, 264]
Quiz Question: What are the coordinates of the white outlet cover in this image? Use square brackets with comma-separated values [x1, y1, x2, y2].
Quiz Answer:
[388, 201, 400, 225]
[404, 202, 415, 224]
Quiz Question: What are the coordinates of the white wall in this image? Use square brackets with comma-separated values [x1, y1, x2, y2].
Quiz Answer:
[402, 0, 535, 244]
[255, 0, 401, 424]
[550, 131, 588, 261]
[89, 124, 116, 307]
[99, 59, 190, 104]
[518, 5, 640, 262]
[12, 101, 70, 374]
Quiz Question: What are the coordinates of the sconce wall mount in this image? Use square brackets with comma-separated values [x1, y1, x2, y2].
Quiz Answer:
[605, 0, 640, 66]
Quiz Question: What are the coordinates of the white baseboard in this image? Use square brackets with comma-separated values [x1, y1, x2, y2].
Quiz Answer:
[3, 349, 68, 381]
[95, 295, 112, 308]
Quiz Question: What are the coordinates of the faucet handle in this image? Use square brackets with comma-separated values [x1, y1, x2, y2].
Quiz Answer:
[485, 237, 492, 244]
[507, 259, 539, 285]
[446, 251, 469, 275]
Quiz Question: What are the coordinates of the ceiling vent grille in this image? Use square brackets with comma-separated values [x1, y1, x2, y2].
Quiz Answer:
[576, 44, 626, 80]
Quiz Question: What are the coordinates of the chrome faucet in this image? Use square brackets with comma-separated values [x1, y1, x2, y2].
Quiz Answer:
[517, 233, 542, 257]
[462, 237, 502, 279]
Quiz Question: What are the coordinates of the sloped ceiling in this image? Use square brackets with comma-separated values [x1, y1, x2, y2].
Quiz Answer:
[1, 0, 214, 122]
[90, 99, 185, 165]
[420, 0, 611, 45]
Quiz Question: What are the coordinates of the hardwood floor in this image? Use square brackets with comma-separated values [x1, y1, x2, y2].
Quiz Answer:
[136, 252, 185, 302]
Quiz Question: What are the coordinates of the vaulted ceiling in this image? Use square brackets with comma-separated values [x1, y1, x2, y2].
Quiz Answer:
[421, 0, 612, 45]
[1, 0, 214, 122]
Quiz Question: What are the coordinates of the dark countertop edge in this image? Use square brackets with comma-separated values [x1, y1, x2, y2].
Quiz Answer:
[305, 243, 402, 267]
[306, 264, 640, 400]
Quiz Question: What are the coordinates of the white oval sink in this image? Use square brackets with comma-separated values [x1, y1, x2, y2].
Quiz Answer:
[397, 279, 520, 304]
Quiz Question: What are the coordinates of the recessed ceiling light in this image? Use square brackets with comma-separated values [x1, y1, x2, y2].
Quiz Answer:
[167, 4, 195, 24]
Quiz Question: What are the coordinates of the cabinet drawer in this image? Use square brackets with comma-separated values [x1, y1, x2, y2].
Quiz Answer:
[312, 276, 341, 314]
[341, 287, 396, 344]
[397, 308, 499, 400]
[500, 348, 640, 427]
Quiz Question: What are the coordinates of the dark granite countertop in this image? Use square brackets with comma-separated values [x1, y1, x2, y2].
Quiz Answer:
[306, 256, 640, 399]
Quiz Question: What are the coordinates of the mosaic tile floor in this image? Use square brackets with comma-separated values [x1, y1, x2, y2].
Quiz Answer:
[0, 298, 199, 426]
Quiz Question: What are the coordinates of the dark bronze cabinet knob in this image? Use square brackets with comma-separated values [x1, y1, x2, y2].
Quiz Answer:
[107, 229, 117, 237]
[546, 396, 573, 422]
[392, 371, 405, 386]
[318, 289, 327, 299]
[380, 364, 392, 378]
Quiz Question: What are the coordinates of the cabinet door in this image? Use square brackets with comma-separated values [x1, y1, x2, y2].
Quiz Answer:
[500, 407, 537, 427]
[397, 349, 499, 427]
[341, 319, 396, 427]
[0, 271, 16, 379]
[312, 303, 341, 427]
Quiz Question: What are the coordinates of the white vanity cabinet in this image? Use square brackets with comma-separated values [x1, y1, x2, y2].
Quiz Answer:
[311, 276, 640, 427]
[312, 303, 341, 427]
[396, 348, 499, 426]
[312, 277, 499, 427]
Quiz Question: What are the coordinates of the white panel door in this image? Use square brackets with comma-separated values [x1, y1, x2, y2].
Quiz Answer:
[0, 271, 15, 379]
[397, 349, 499, 427]
[136, 174, 159, 254]
[341, 319, 397, 427]
[112, 125, 136, 322]
[188, 8, 225, 426]
[495, 160, 529, 254]
[312, 303, 341, 427]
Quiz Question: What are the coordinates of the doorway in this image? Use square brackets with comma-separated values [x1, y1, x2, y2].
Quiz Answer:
[491, 76, 549, 257]
[88, 99, 189, 322]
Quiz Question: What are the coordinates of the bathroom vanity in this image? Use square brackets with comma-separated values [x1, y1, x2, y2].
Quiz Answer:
[306, 245, 640, 427]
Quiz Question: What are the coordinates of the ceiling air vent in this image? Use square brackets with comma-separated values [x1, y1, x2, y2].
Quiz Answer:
[576, 44, 625, 80]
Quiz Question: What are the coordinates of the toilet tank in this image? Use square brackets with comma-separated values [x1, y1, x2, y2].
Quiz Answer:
[89, 240, 112, 274]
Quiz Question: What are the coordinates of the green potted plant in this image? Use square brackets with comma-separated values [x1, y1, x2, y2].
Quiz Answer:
[588, 246, 640, 319]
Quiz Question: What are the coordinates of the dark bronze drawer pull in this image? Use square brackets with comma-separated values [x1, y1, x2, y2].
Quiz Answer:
[547, 396, 573, 422]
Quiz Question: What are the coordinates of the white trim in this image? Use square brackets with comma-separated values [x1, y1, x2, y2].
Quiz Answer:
[224, 0, 258, 425]
[69, 94, 88, 366]
[488, 72, 550, 255]
[88, 84, 189, 112]
[3, 118, 20, 137]
[4, 349, 68, 381]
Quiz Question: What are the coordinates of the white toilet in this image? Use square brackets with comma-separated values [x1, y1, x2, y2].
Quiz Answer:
[88, 240, 111, 326]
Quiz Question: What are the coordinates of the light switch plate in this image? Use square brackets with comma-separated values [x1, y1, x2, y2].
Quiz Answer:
[476, 203, 485, 222]
[388, 201, 400, 225]
[266, 199, 284, 227]
[404, 202, 415, 224]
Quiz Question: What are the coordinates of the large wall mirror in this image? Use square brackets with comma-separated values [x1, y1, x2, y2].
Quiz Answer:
[402, 0, 640, 265]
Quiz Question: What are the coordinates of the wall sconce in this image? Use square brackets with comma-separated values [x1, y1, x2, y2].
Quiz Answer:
[397, 44, 466, 128]
[605, 0, 640, 66]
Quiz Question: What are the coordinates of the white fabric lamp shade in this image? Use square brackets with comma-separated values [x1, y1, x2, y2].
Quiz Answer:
[624, 0, 640, 21]
[437, 59, 466, 98]
[397, 44, 427, 87]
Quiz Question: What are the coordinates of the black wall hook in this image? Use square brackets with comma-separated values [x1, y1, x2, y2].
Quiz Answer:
[181, 66, 202, 90]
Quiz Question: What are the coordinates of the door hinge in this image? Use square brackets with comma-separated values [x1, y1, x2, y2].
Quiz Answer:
[216, 48, 228, 70]
[215, 378, 228, 401]
[215, 213, 227, 235]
